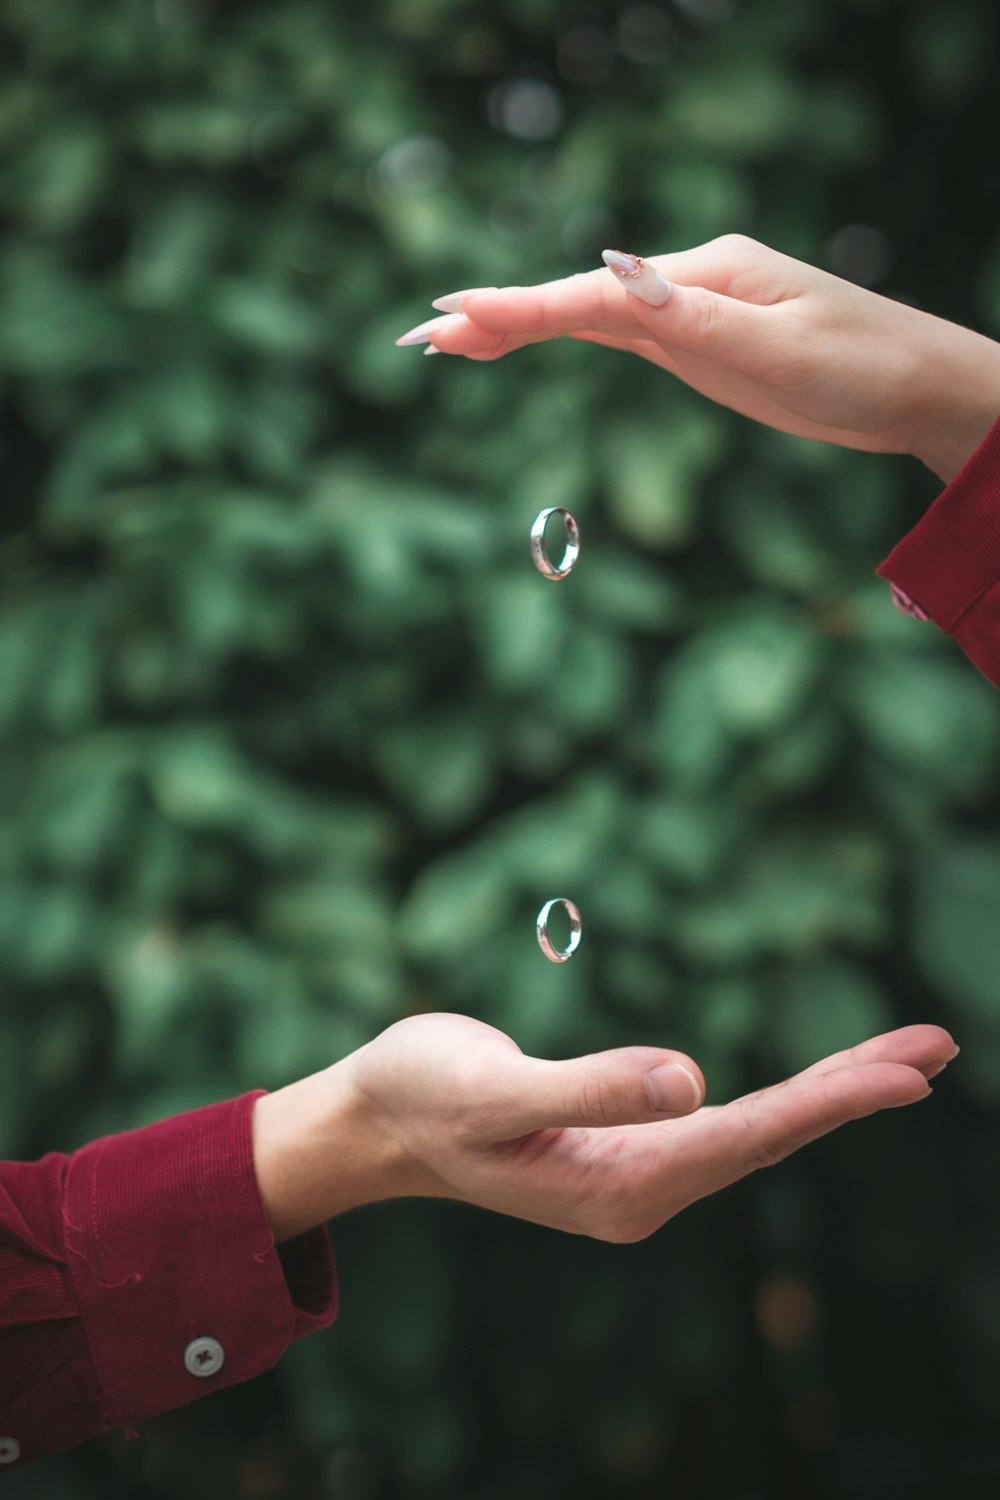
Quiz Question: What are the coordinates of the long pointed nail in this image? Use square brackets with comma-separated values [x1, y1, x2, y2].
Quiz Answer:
[602, 248, 672, 307]
[423, 345, 441, 356]
[396, 316, 450, 347]
[431, 287, 496, 313]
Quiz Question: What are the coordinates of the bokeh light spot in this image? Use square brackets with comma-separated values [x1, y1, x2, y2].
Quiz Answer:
[825, 223, 893, 287]
[375, 134, 452, 195]
[754, 1271, 820, 1351]
[558, 24, 616, 86]
[618, 5, 676, 65]
[488, 79, 564, 141]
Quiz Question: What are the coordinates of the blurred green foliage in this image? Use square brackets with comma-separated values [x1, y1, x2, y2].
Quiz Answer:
[3, 0, 1000, 1496]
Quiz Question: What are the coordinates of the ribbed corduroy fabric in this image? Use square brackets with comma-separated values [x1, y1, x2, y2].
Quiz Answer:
[0, 1092, 336, 1465]
[878, 413, 1000, 685]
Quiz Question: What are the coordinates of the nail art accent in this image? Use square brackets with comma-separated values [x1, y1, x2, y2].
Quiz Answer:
[602, 248, 672, 307]
[395, 315, 450, 347]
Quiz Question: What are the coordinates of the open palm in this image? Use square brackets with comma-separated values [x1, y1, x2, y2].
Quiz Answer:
[350, 1013, 952, 1243]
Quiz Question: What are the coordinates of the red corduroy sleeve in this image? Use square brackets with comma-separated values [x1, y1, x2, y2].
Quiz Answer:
[877, 413, 1000, 686]
[0, 1091, 337, 1467]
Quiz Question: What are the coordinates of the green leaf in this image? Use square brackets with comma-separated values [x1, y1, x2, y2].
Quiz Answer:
[912, 841, 1000, 1022]
[211, 279, 320, 358]
[773, 957, 895, 1073]
[374, 714, 494, 829]
[655, 604, 823, 783]
[848, 649, 1000, 787]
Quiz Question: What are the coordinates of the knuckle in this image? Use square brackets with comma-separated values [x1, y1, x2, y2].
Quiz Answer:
[743, 1138, 786, 1174]
[448, 1063, 508, 1141]
[576, 1070, 618, 1128]
[738, 1097, 787, 1175]
[714, 231, 761, 257]
[688, 287, 728, 344]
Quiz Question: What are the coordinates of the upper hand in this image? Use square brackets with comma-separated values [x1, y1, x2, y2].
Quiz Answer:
[405, 236, 1000, 483]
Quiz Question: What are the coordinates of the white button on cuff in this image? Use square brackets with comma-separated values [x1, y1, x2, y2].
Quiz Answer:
[0, 1437, 20, 1464]
[183, 1336, 226, 1378]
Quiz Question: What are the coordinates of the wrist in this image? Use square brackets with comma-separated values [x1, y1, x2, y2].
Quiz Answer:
[252, 1055, 411, 1243]
[908, 320, 1000, 484]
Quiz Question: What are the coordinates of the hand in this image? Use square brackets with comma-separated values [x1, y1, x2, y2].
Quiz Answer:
[403, 236, 1000, 484]
[252, 1014, 955, 1244]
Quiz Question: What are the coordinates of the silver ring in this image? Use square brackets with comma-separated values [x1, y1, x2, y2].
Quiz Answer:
[530, 507, 580, 581]
[536, 898, 583, 963]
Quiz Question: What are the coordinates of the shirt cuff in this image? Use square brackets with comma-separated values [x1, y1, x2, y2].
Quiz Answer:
[877, 412, 1000, 631]
[62, 1090, 337, 1432]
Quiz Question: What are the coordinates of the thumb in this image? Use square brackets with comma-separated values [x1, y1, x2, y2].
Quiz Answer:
[495, 1046, 706, 1136]
[602, 248, 772, 368]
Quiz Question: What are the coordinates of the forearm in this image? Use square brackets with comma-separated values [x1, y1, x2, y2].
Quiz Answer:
[251, 1054, 409, 1242]
[908, 317, 1000, 484]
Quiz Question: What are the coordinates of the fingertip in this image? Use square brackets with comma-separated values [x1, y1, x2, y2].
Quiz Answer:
[645, 1059, 705, 1115]
[883, 1022, 957, 1057]
[923, 1023, 959, 1060]
[857, 1060, 933, 1109]
[431, 286, 497, 314]
[458, 289, 505, 326]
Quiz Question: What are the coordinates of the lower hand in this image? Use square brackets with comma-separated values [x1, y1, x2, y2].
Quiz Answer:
[402, 236, 1000, 484]
[253, 1013, 955, 1244]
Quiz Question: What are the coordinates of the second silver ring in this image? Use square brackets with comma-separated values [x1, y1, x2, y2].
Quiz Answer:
[531, 507, 580, 581]
[536, 897, 583, 963]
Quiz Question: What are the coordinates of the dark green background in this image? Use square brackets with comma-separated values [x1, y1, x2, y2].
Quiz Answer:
[3, 0, 1000, 1496]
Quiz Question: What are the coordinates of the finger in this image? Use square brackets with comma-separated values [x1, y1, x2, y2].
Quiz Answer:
[427, 317, 609, 361]
[782, 1024, 957, 1088]
[619, 275, 781, 372]
[678, 1062, 930, 1201]
[429, 324, 674, 368]
[454, 266, 778, 373]
[427, 316, 525, 358]
[497, 1047, 707, 1135]
[431, 286, 496, 313]
[394, 312, 469, 348]
[460, 270, 629, 337]
[446, 236, 789, 341]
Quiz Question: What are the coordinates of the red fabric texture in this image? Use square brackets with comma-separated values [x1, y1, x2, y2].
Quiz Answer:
[0, 1092, 336, 1465]
[878, 412, 1000, 685]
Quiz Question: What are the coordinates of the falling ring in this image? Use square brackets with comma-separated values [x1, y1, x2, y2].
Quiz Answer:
[536, 897, 583, 964]
[530, 507, 580, 581]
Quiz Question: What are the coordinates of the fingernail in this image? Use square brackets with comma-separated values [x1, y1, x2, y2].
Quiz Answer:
[423, 345, 441, 356]
[602, 248, 672, 307]
[645, 1063, 703, 1114]
[948, 1044, 961, 1060]
[431, 287, 495, 313]
[396, 316, 449, 347]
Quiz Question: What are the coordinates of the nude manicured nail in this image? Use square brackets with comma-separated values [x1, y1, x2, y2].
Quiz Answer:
[645, 1063, 704, 1114]
[431, 287, 495, 313]
[396, 316, 450, 347]
[423, 345, 441, 356]
[602, 248, 672, 307]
